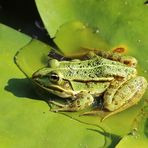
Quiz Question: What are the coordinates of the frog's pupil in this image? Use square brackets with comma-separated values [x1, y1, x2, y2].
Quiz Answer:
[50, 73, 59, 81]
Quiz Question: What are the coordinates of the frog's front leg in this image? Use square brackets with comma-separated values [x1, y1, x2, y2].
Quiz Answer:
[103, 76, 147, 117]
[49, 92, 94, 112]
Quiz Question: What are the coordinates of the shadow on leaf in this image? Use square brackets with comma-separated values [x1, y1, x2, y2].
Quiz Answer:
[5, 78, 42, 100]
[87, 128, 121, 148]
[144, 118, 148, 138]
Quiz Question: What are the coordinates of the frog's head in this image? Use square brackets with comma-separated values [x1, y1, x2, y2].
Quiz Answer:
[32, 68, 74, 98]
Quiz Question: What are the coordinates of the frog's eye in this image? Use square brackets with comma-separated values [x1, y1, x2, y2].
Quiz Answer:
[49, 72, 59, 82]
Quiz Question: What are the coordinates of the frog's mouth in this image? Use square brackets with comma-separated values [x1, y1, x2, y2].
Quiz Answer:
[32, 79, 75, 98]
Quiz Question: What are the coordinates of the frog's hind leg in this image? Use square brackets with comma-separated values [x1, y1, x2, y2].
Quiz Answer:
[94, 50, 137, 67]
[80, 79, 127, 119]
[103, 78, 127, 106]
[103, 76, 147, 120]
[49, 93, 94, 112]
[81, 47, 137, 67]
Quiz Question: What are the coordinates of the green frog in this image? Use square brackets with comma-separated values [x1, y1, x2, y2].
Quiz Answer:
[32, 50, 147, 118]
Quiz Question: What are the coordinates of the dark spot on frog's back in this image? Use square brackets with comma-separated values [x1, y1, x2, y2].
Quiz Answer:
[88, 63, 91, 66]
[88, 74, 94, 78]
[123, 60, 130, 65]
[95, 60, 101, 65]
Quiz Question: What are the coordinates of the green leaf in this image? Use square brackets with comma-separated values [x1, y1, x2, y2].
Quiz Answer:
[14, 36, 148, 147]
[14, 39, 50, 77]
[0, 24, 110, 148]
[15, 31, 147, 138]
[116, 105, 148, 147]
[54, 21, 109, 56]
[1, 0, 148, 147]
[14, 29, 147, 148]
[35, 0, 148, 65]
[35, 0, 148, 146]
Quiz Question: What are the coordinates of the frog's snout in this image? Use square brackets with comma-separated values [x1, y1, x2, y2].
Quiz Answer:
[32, 71, 44, 85]
[32, 72, 41, 79]
[32, 71, 50, 87]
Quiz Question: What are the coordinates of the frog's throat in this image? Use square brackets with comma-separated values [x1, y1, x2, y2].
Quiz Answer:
[33, 81, 75, 97]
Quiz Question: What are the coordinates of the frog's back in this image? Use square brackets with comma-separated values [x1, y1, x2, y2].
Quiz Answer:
[57, 56, 136, 81]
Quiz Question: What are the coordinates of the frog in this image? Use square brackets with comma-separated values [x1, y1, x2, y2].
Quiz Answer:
[32, 49, 147, 119]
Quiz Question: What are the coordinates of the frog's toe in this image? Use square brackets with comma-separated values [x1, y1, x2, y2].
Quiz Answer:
[49, 100, 66, 107]
[50, 108, 59, 112]
[50, 108, 67, 112]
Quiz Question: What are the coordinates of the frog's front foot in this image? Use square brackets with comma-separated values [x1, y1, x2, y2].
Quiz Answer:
[49, 100, 68, 112]
[103, 76, 147, 118]
[49, 93, 94, 112]
[49, 100, 73, 112]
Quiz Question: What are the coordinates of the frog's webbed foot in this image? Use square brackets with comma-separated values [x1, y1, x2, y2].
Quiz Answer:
[49, 93, 94, 112]
[103, 76, 147, 119]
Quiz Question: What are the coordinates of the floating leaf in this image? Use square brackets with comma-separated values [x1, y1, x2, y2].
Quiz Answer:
[1, 0, 148, 147]
[15, 30, 147, 138]
[0, 24, 111, 148]
[54, 21, 109, 56]
[116, 105, 148, 147]
[35, 0, 148, 146]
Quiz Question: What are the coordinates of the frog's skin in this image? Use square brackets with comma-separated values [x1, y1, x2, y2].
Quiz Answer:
[32, 50, 147, 119]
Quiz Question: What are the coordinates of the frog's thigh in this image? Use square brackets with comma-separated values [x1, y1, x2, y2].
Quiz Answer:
[103, 78, 126, 105]
[104, 76, 147, 111]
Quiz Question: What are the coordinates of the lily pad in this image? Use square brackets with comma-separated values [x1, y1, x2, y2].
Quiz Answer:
[0, 24, 113, 148]
[15, 33, 147, 136]
[54, 21, 109, 56]
[14, 26, 148, 147]
[1, 0, 148, 147]
[116, 105, 148, 147]
[34, 0, 148, 146]
[35, 0, 148, 65]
